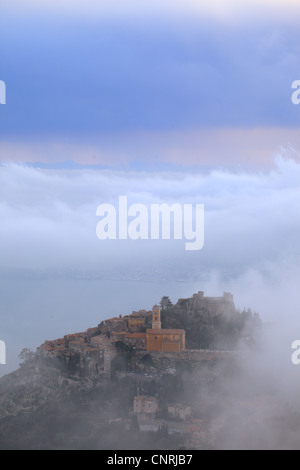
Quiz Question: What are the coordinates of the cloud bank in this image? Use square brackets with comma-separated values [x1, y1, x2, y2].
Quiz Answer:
[3, 0, 300, 22]
[0, 156, 299, 288]
[0, 156, 299, 374]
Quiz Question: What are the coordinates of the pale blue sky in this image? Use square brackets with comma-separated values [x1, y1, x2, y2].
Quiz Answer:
[1, 0, 300, 168]
[1, 1, 300, 375]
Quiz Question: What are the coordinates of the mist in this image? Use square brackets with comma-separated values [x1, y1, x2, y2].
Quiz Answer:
[0, 156, 299, 381]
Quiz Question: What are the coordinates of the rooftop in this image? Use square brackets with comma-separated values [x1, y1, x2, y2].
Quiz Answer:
[125, 333, 147, 339]
[146, 328, 185, 335]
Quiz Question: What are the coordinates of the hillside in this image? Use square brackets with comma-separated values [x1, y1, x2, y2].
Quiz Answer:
[0, 290, 263, 450]
[160, 291, 261, 350]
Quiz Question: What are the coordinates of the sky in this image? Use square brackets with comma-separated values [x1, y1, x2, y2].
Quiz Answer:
[1, 0, 300, 169]
[0, 0, 300, 375]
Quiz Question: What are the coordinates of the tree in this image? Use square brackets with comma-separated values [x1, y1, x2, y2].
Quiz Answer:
[19, 348, 34, 364]
[141, 353, 153, 365]
[160, 296, 173, 310]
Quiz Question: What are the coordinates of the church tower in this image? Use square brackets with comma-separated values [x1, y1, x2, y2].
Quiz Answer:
[152, 305, 161, 330]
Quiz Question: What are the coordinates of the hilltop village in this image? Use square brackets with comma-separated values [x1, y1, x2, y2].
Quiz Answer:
[38, 303, 185, 375]
[0, 290, 262, 449]
[38, 291, 242, 375]
[33, 291, 256, 447]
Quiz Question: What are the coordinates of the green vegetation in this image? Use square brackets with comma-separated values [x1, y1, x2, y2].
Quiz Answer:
[0, 291, 263, 450]
[160, 297, 261, 350]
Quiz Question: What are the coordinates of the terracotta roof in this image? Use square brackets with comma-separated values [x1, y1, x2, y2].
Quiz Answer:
[129, 313, 147, 318]
[87, 327, 99, 333]
[41, 338, 66, 348]
[146, 328, 185, 335]
[84, 346, 99, 352]
[64, 333, 86, 340]
[125, 333, 147, 339]
[40, 344, 53, 351]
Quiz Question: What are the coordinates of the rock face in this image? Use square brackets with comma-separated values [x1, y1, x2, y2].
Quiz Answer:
[0, 348, 217, 450]
[0, 290, 263, 449]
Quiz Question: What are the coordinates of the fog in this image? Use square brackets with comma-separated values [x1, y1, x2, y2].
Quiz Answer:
[0, 156, 299, 381]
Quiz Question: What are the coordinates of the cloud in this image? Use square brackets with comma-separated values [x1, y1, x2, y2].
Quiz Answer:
[2, 128, 300, 169]
[0, 155, 299, 284]
[0, 156, 299, 374]
[1, 3, 300, 140]
[2, 0, 300, 22]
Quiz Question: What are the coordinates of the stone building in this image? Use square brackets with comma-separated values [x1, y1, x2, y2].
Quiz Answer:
[124, 332, 147, 349]
[110, 331, 128, 343]
[168, 403, 192, 420]
[146, 306, 185, 353]
[177, 291, 236, 317]
[98, 315, 128, 333]
[127, 310, 149, 330]
[133, 395, 158, 417]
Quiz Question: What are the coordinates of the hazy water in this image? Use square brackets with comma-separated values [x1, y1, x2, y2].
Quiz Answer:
[0, 278, 193, 376]
[1, 267, 300, 377]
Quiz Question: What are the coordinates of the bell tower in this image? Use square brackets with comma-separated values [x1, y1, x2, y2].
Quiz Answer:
[152, 305, 161, 330]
